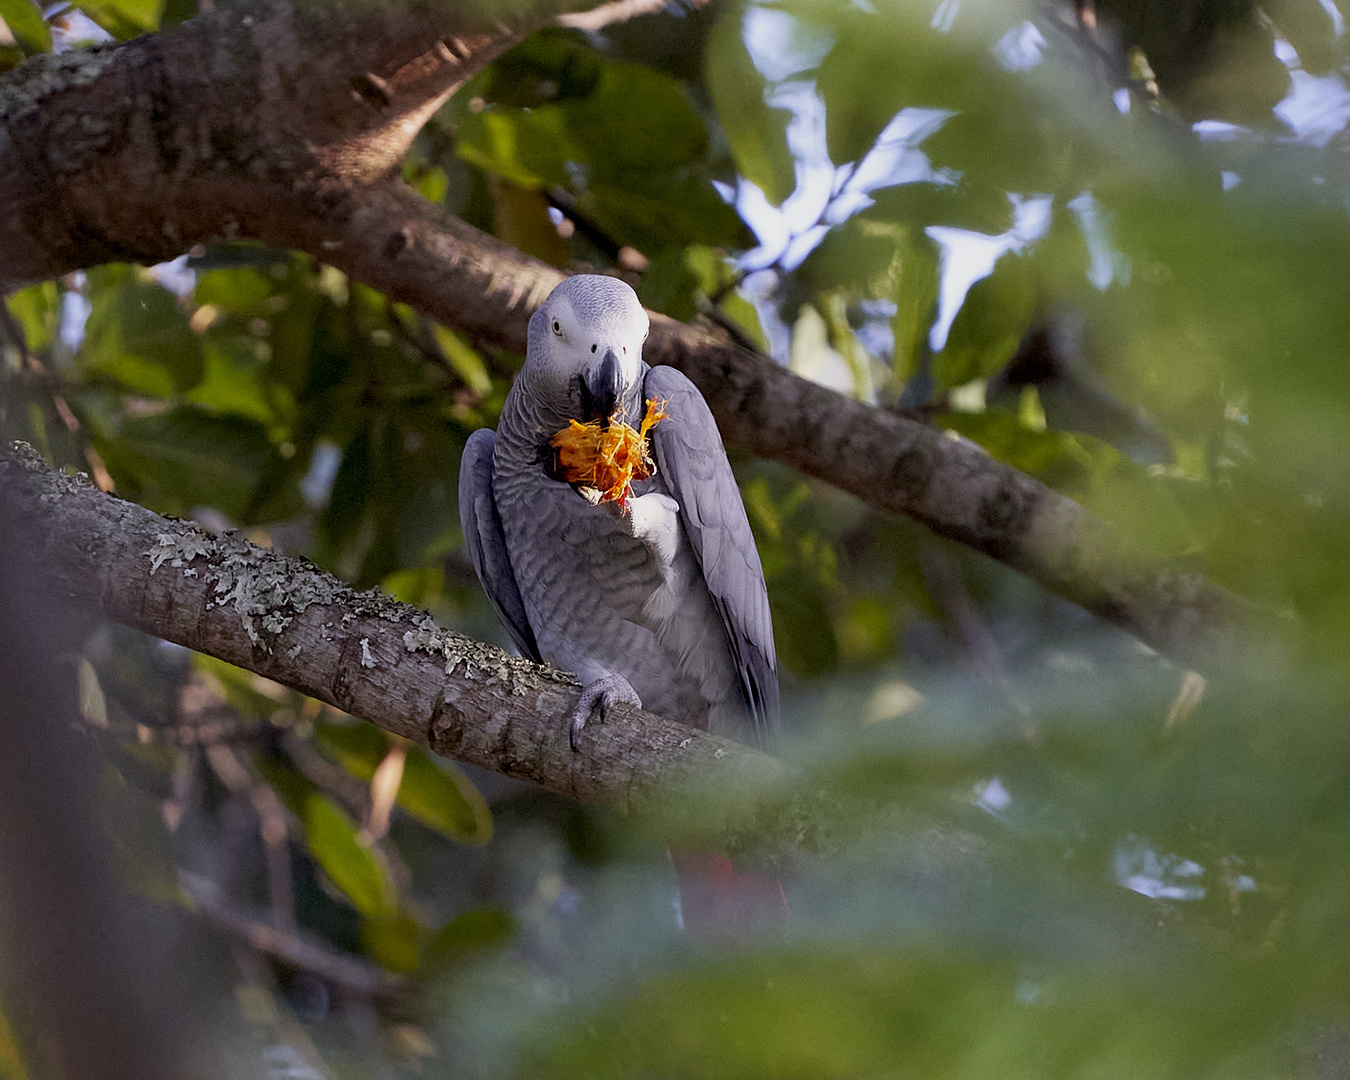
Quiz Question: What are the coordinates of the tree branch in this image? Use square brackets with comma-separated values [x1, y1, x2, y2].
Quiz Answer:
[0, 1, 527, 281]
[0, 442, 785, 822]
[0, 0, 1267, 672]
[295, 183, 1263, 672]
[182, 875, 408, 1007]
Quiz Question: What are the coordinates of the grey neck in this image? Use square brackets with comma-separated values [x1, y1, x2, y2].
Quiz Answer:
[494, 381, 554, 472]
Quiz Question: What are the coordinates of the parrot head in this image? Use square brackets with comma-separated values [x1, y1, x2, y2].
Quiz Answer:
[524, 275, 650, 428]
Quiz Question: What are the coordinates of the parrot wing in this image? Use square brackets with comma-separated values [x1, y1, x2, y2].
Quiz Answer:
[458, 428, 542, 663]
[644, 365, 780, 749]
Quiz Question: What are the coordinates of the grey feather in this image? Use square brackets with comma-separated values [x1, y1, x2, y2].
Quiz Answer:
[458, 428, 542, 663]
[458, 274, 778, 752]
[645, 365, 780, 748]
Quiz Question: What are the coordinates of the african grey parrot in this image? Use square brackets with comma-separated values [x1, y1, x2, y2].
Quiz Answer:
[458, 274, 778, 752]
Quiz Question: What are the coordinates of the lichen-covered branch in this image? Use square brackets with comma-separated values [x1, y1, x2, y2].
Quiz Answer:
[0, 442, 783, 817]
[0, 0, 1263, 672]
[311, 185, 1261, 672]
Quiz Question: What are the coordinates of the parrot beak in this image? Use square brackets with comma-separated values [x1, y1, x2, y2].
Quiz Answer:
[580, 347, 626, 426]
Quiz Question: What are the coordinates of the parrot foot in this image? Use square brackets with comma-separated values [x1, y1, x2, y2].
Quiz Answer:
[569, 675, 642, 751]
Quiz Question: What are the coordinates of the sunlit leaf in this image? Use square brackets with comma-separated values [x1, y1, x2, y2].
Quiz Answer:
[315, 721, 492, 845]
[4, 282, 59, 354]
[456, 108, 574, 189]
[75, 0, 161, 38]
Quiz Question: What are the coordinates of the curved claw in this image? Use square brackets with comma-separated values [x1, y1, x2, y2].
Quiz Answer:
[569, 674, 642, 751]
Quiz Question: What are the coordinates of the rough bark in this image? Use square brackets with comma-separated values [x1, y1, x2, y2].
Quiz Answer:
[0, 442, 785, 827]
[0, 0, 1263, 671]
[0, 0, 527, 281]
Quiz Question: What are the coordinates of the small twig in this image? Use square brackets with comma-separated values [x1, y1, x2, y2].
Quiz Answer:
[282, 730, 370, 822]
[707, 269, 749, 308]
[185, 876, 407, 1005]
[0, 297, 29, 357]
[206, 745, 297, 932]
[557, 0, 673, 32]
[919, 544, 1012, 691]
[2, 294, 115, 487]
[123, 709, 275, 747]
[384, 298, 464, 385]
[544, 187, 625, 262]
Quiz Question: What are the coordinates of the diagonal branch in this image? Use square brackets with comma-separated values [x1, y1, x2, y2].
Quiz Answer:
[308, 183, 1264, 673]
[0, 442, 785, 820]
[0, 0, 1268, 672]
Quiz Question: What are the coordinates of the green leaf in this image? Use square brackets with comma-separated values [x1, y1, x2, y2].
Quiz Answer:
[0, 998, 31, 1080]
[97, 406, 272, 519]
[4, 282, 59, 354]
[770, 573, 839, 677]
[82, 271, 204, 395]
[483, 28, 603, 108]
[75, 0, 162, 38]
[303, 793, 393, 918]
[706, 8, 794, 205]
[420, 907, 514, 978]
[456, 108, 574, 189]
[432, 324, 493, 395]
[191, 654, 292, 720]
[361, 911, 424, 974]
[98, 762, 185, 906]
[157, 0, 195, 29]
[413, 165, 449, 204]
[931, 254, 1035, 391]
[396, 748, 493, 846]
[583, 177, 746, 252]
[0, 0, 49, 54]
[316, 721, 493, 845]
[640, 246, 720, 322]
[892, 236, 939, 386]
[187, 339, 286, 426]
[938, 409, 1119, 492]
[567, 62, 707, 173]
[193, 266, 280, 312]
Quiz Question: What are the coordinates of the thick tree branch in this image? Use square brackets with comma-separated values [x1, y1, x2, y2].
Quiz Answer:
[299, 184, 1263, 672]
[0, 442, 785, 824]
[0, 0, 532, 280]
[0, 0, 1266, 672]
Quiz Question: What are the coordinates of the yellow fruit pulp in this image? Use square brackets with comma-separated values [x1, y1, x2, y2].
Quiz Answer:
[551, 398, 668, 505]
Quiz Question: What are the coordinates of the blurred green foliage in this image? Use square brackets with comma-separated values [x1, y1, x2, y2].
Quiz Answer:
[7, 0, 1350, 1075]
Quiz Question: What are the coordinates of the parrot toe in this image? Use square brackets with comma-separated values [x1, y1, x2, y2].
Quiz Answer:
[569, 674, 643, 750]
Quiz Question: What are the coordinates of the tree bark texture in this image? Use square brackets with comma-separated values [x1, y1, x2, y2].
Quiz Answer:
[0, 442, 785, 826]
[0, 0, 1262, 671]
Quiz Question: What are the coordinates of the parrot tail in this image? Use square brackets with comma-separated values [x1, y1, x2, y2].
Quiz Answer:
[670, 850, 788, 940]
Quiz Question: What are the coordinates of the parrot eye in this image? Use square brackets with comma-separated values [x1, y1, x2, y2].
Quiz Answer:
[552, 319, 563, 336]
[591, 344, 597, 353]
